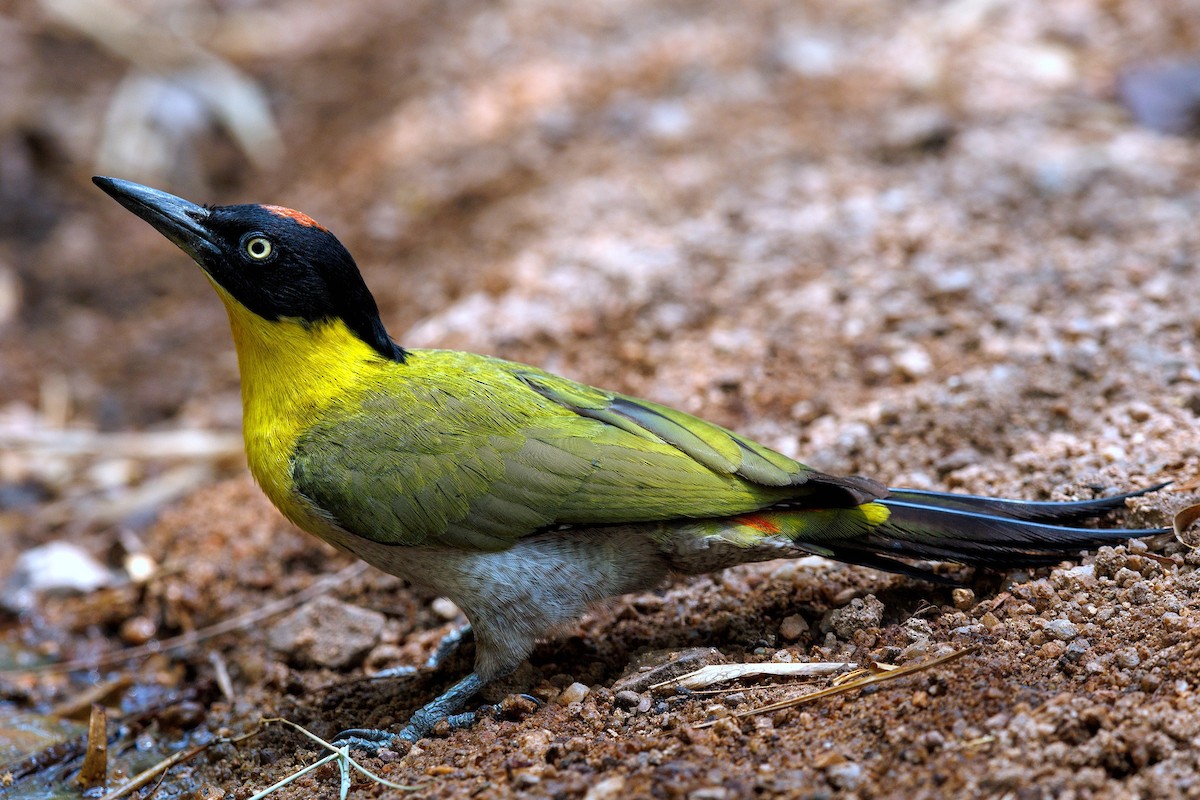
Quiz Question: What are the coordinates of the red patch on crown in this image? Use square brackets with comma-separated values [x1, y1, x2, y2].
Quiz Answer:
[263, 205, 327, 231]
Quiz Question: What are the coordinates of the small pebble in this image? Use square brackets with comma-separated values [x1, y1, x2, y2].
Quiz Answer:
[822, 595, 884, 638]
[267, 596, 385, 669]
[1162, 611, 1186, 630]
[952, 588, 975, 610]
[901, 638, 931, 661]
[1, 541, 117, 613]
[893, 345, 933, 379]
[513, 770, 541, 787]
[1116, 648, 1141, 669]
[1043, 619, 1078, 641]
[780, 613, 809, 641]
[1061, 639, 1091, 663]
[120, 615, 158, 646]
[825, 761, 864, 791]
[902, 617, 934, 641]
[688, 788, 730, 800]
[584, 777, 626, 800]
[518, 729, 552, 758]
[558, 681, 590, 705]
[614, 690, 642, 709]
[1038, 641, 1067, 659]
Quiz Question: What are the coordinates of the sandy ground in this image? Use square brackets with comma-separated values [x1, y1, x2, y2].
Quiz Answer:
[3, 0, 1200, 797]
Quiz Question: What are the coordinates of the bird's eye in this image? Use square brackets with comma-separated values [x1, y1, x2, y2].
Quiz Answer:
[244, 235, 274, 261]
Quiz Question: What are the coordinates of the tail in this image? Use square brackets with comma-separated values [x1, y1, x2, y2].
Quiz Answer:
[792, 483, 1170, 582]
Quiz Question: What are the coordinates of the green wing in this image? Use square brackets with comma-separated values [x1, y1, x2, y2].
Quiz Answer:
[512, 371, 803, 486]
[290, 351, 883, 550]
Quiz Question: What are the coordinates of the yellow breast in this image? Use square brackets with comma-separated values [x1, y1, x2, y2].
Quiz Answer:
[212, 281, 390, 534]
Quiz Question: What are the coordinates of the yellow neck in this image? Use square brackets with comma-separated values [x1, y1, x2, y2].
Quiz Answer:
[214, 284, 388, 524]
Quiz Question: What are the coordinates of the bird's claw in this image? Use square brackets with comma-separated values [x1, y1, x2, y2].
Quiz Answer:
[331, 727, 405, 755]
[369, 664, 419, 679]
[443, 710, 478, 730]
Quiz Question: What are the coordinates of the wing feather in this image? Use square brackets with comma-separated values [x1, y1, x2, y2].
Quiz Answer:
[290, 351, 882, 550]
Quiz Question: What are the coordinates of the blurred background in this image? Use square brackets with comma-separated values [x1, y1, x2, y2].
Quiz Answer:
[2, 0, 1197, 461]
[2, 0, 1200, 793]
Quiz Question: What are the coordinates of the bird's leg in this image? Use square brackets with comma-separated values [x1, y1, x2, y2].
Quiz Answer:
[334, 672, 485, 753]
[363, 623, 474, 680]
[426, 623, 473, 669]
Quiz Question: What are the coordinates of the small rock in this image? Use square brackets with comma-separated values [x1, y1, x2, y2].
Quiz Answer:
[780, 614, 809, 641]
[822, 595, 885, 639]
[776, 33, 842, 77]
[1116, 648, 1141, 669]
[930, 268, 975, 296]
[518, 729, 552, 758]
[1113, 566, 1141, 587]
[902, 616, 934, 641]
[825, 761, 864, 791]
[951, 588, 975, 610]
[513, 770, 541, 787]
[901, 638, 931, 661]
[0, 263, 19, 327]
[893, 345, 933, 379]
[2, 541, 117, 612]
[267, 596, 386, 669]
[879, 105, 955, 157]
[501, 694, 541, 721]
[1162, 611, 1187, 630]
[1055, 564, 1096, 589]
[584, 776, 626, 800]
[1061, 639, 1091, 663]
[614, 690, 642, 709]
[1038, 641, 1067, 660]
[644, 100, 693, 142]
[1128, 581, 1153, 604]
[120, 615, 157, 646]
[558, 682, 590, 705]
[1043, 619, 1078, 641]
[688, 788, 730, 800]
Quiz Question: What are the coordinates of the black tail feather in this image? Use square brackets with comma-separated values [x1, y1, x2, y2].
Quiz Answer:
[857, 486, 1170, 575]
[884, 482, 1168, 524]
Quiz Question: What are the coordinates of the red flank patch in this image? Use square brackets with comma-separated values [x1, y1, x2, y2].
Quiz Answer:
[735, 514, 781, 534]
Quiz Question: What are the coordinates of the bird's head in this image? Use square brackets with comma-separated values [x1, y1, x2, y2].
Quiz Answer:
[93, 176, 405, 363]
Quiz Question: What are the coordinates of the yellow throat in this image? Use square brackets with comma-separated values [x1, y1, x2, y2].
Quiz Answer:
[211, 281, 388, 529]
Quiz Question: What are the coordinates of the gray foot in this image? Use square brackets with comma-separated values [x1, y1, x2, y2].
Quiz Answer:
[332, 727, 401, 754]
[334, 672, 486, 753]
[427, 624, 474, 669]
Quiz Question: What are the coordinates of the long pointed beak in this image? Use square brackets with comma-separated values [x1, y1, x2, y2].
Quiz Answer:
[92, 177, 221, 264]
